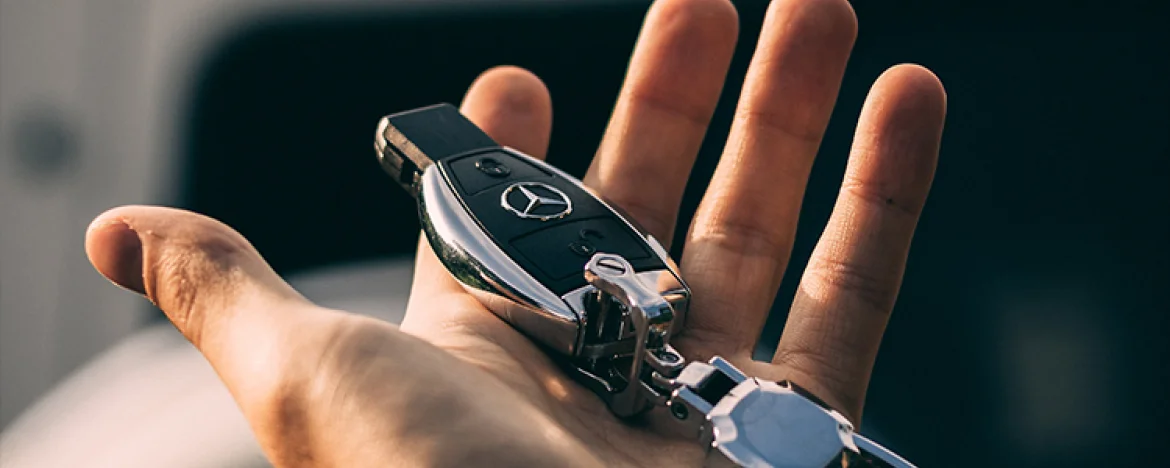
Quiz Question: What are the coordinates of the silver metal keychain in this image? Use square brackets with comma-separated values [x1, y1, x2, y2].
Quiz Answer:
[583, 254, 914, 467]
[374, 104, 917, 467]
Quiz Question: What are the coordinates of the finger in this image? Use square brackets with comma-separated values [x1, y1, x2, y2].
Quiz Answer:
[771, 64, 947, 423]
[679, 0, 858, 353]
[459, 65, 554, 160]
[408, 65, 553, 299]
[583, 0, 737, 244]
[85, 205, 323, 392]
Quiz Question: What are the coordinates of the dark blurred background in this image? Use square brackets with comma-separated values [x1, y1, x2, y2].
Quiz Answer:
[3, 1, 1167, 467]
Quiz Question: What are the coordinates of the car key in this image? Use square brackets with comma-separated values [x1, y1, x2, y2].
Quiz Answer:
[374, 103, 690, 416]
[374, 103, 917, 467]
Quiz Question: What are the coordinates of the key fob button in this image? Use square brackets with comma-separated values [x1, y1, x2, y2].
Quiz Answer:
[568, 241, 596, 257]
[511, 218, 652, 288]
[569, 229, 605, 258]
[475, 156, 511, 177]
[446, 150, 547, 195]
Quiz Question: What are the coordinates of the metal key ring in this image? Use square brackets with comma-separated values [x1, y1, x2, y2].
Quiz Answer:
[668, 357, 915, 468]
[584, 254, 916, 468]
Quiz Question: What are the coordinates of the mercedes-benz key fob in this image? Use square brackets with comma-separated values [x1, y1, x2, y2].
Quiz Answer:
[373, 105, 920, 467]
[374, 104, 689, 412]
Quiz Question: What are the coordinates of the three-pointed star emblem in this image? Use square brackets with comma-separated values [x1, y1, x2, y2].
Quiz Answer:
[500, 182, 573, 220]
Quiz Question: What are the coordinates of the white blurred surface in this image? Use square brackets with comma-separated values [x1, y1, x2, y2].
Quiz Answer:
[0, 258, 414, 468]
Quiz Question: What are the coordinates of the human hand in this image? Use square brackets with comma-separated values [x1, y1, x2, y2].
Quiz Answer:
[85, 0, 946, 466]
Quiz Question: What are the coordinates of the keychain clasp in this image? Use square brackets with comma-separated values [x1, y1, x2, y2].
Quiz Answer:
[570, 253, 686, 416]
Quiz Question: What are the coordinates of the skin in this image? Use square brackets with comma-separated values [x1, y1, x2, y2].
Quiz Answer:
[84, 0, 946, 466]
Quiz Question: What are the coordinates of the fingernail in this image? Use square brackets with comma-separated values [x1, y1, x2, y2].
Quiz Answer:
[90, 219, 146, 295]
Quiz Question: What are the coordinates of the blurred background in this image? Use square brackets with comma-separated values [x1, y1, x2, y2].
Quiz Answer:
[1, 0, 1167, 466]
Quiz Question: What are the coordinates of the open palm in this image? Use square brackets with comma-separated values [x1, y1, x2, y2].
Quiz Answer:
[86, 0, 945, 466]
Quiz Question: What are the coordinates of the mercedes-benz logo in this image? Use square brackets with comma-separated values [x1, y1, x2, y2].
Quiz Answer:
[500, 182, 572, 221]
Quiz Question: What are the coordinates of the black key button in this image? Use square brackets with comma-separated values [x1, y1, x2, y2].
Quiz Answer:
[475, 157, 510, 177]
[511, 217, 651, 283]
[568, 241, 596, 257]
[568, 228, 606, 257]
[443, 150, 548, 195]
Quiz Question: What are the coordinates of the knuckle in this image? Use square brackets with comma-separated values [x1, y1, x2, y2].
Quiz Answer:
[803, 255, 895, 314]
[734, 107, 825, 146]
[143, 218, 254, 346]
[625, 89, 714, 129]
[149, 252, 202, 340]
[690, 214, 793, 262]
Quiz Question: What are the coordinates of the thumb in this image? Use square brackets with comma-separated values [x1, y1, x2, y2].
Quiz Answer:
[85, 205, 323, 386]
